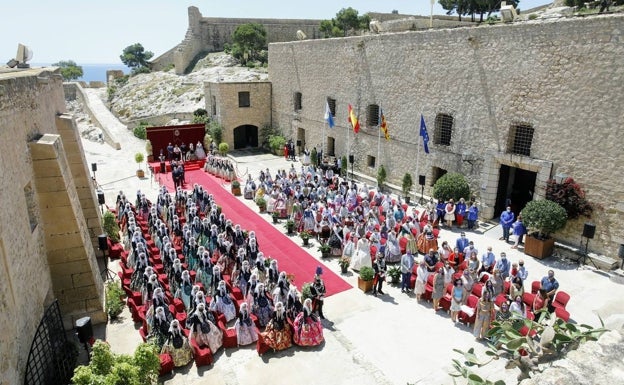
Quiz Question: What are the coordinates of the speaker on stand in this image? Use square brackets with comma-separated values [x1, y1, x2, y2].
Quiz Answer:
[348, 155, 354, 181]
[75, 316, 94, 359]
[579, 223, 598, 268]
[418, 175, 426, 204]
[98, 234, 115, 282]
[97, 190, 105, 214]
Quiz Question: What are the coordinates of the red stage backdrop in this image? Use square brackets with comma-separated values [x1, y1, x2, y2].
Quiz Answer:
[146, 124, 206, 159]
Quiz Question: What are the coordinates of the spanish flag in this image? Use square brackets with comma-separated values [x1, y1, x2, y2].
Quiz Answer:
[348, 104, 360, 133]
[379, 108, 389, 141]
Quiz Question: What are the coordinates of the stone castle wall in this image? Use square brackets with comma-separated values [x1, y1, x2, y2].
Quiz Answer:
[152, 6, 321, 74]
[0, 68, 105, 384]
[268, 15, 624, 257]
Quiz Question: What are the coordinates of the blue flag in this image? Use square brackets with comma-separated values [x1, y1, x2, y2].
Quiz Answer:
[420, 114, 430, 154]
[324, 101, 335, 128]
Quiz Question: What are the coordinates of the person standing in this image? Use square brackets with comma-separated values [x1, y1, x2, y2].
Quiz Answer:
[432, 267, 445, 311]
[473, 291, 495, 340]
[310, 274, 327, 319]
[415, 260, 429, 302]
[400, 250, 414, 293]
[455, 198, 467, 228]
[444, 199, 456, 228]
[455, 233, 470, 256]
[467, 202, 479, 230]
[479, 246, 496, 275]
[511, 216, 527, 249]
[450, 278, 467, 323]
[372, 253, 387, 296]
[500, 206, 515, 243]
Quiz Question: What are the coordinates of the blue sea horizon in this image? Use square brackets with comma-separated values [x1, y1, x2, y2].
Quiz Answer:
[32, 63, 130, 83]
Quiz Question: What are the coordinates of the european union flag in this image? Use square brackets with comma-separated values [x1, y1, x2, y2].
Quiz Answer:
[420, 114, 430, 154]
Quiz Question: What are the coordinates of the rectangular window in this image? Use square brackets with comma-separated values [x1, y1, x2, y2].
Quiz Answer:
[508, 123, 534, 156]
[434, 113, 453, 146]
[367, 155, 376, 168]
[294, 92, 302, 111]
[367, 104, 379, 127]
[238, 91, 250, 108]
[326, 97, 336, 116]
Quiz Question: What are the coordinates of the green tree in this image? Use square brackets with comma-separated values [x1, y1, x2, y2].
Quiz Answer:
[120, 43, 153, 74]
[432, 172, 471, 202]
[231, 23, 267, 64]
[53, 60, 83, 81]
[319, 8, 371, 38]
[439, 0, 517, 21]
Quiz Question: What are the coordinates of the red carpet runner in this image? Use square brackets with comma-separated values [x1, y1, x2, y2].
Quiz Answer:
[152, 165, 352, 297]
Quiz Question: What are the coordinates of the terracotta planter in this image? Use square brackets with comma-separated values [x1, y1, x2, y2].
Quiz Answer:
[357, 277, 374, 293]
[136, 169, 145, 178]
[524, 235, 555, 259]
[231, 186, 241, 196]
[258, 206, 266, 213]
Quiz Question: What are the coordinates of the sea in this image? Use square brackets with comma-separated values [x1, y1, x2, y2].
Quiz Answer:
[33, 63, 129, 83]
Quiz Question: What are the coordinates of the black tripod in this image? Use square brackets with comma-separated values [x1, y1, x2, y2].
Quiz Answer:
[98, 234, 116, 282]
[578, 236, 598, 269]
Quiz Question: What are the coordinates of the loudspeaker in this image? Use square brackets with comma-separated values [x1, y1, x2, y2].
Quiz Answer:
[75, 316, 93, 344]
[98, 234, 108, 251]
[97, 190, 105, 205]
[582, 223, 596, 239]
[296, 140, 302, 147]
[348, 155, 354, 164]
[418, 175, 426, 186]
[618, 244, 624, 259]
[91, 163, 97, 172]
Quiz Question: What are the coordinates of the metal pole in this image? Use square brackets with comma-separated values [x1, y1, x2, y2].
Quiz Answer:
[430, 0, 435, 28]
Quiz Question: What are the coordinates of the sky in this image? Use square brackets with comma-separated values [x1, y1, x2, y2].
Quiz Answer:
[2, 0, 551, 65]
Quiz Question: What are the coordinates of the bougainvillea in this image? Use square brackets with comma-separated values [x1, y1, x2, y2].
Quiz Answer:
[545, 177, 593, 220]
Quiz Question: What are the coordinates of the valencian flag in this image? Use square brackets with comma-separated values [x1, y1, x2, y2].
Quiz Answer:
[420, 114, 430, 154]
[379, 108, 389, 141]
[324, 101, 335, 128]
[348, 104, 360, 133]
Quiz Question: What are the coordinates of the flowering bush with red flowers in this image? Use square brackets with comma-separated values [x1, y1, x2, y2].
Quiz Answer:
[545, 177, 593, 220]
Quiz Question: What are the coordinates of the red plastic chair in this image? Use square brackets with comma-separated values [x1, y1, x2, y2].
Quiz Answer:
[459, 295, 479, 325]
[523, 292, 536, 311]
[189, 338, 214, 367]
[159, 353, 174, 376]
[423, 274, 435, 301]
[552, 291, 570, 310]
[439, 284, 454, 311]
[471, 283, 483, 298]
[494, 294, 508, 308]
[256, 331, 271, 356]
[554, 307, 570, 322]
[531, 281, 541, 294]
[480, 273, 490, 283]
[219, 319, 238, 348]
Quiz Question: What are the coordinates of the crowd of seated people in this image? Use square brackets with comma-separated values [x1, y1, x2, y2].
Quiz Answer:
[115, 184, 325, 373]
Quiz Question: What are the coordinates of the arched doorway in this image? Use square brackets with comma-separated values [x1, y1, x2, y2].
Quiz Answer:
[233, 125, 259, 149]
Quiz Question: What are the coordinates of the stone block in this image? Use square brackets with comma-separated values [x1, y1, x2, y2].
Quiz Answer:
[72, 272, 98, 288]
[31, 159, 64, 177]
[63, 285, 99, 302]
[29, 135, 61, 160]
[47, 247, 88, 264]
[49, 260, 92, 277]
[37, 192, 71, 209]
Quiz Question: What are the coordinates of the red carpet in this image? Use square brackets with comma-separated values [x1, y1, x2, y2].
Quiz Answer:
[155, 167, 352, 298]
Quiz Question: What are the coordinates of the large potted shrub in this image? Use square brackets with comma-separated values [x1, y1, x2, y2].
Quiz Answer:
[256, 196, 267, 213]
[402, 172, 413, 204]
[521, 199, 567, 259]
[357, 266, 375, 293]
[432, 172, 470, 202]
[268, 135, 286, 156]
[377, 165, 387, 192]
[134, 152, 145, 178]
[102, 210, 120, 243]
[105, 281, 125, 320]
[231, 180, 241, 196]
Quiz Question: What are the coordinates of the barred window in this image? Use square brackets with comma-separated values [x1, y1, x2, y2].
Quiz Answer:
[367, 155, 376, 168]
[238, 92, 250, 108]
[294, 92, 302, 111]
[434, 113, 453, 146]
[367, 104, 379, 127]
[508, 123, 534, 156]
[326, 97, 336, 116]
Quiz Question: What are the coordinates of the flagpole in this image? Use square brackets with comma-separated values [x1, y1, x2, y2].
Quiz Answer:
[377, 109, 381, 180]
[416, 121, 421, 204]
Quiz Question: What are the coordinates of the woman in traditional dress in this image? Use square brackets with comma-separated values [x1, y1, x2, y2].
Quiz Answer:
[195, 141, 206, 160]
[262, 301, 292, 352]
[190, 290, 208, 316]
[161, 319, 193, 367]
[237, 260, 252, 298]
[148, 306, 172, 349]
[444, 199, 456, 227]
[293, 298, 324, 347]
[414, 260, 429, 302]
[195, 250, 213, 292]
[188, 302, 223, 353]
[384, 231, 402, 263]
[235, 303, 259, 346]
[252, 282, 273, 327]
[210, 280, 237, 322]
[351, 234, 372, 271]
[417, 222, 439, 254]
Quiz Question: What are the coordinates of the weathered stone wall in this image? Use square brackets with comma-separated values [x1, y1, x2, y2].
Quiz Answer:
[205, 81, 272, 147]
[268, 15, 624, 257]
[152, 6, 322, 74]
[0, 68, 105, 384]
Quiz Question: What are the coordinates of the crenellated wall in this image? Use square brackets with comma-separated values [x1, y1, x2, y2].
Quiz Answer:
[268, 15, 624, 258]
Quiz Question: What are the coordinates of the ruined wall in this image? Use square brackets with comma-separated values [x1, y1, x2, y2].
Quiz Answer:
[268, 15, 624, 257]
[0, 68, 105, 384]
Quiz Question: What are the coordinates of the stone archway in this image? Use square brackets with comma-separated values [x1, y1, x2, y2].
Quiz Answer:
[233, 125, 258, 149]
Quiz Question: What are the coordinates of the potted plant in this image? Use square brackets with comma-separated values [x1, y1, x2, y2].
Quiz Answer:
[256, 196, 267, 213]
[105, 280, 125, 320]
[102, 210, 120, 243]
[317, 241, 331, 258]
[268, 134, 286, 156]
[338, 256, 351, 274]
[284, 218, 295, 235]
[301, 282, 313, 301]
[377, 165, 387, 192]
[134, 152, 145, 178]
[218, 142, 229, 156]
[402, 172, 413, 204]
[145, 139, 153, 162]
[231, 180, 241, 196]
[387, 265, 401, 285]
[520, 199, 568, 259]
[299, 229, 312, 246]
[272, 211, 280, 224]
[358, 266, 375, 293]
